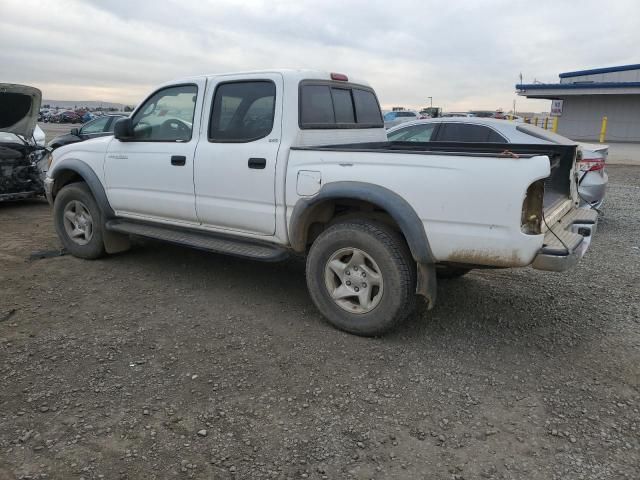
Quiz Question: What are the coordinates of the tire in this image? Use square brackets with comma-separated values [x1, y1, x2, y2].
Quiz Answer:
[436, 266, 471, 279]
[306, 220, 416, 336]
[53, 182, 106, 259]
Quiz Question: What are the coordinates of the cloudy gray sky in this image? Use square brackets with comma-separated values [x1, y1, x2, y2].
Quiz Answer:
[1, 0, 638, 112]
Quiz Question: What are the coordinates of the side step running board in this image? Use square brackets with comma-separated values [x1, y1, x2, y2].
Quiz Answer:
[105, 220, 289, 262]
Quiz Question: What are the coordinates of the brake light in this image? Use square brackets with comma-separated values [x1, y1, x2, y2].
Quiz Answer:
[578, 157, 605, 172]
[330, 72, 348, 81]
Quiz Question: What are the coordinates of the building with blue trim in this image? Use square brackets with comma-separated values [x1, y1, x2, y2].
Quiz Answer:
[516, 64, 640, 142]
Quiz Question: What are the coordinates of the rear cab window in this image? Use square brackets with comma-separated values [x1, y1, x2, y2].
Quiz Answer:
[299, 80, 383, 129]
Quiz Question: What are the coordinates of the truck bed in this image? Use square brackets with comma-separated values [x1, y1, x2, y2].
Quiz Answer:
[292, 141, 576, 215]
[288, 141, 578, 268]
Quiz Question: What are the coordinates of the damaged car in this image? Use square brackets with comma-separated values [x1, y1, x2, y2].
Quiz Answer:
[1, 83, 49, 201]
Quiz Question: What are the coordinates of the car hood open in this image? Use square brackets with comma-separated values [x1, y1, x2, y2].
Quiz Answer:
[0, 84, 42, 139]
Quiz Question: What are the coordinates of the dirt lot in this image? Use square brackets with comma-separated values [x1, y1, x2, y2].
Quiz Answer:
[1, 166, 639, 480]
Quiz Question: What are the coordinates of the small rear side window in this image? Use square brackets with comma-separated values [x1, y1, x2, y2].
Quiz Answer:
[300, 82, 383, 129]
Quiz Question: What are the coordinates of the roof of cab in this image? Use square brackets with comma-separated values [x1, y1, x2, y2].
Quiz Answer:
[158, 69, 372, 89]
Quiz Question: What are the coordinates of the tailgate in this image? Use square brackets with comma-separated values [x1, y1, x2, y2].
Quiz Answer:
[532, 207, 598, 271]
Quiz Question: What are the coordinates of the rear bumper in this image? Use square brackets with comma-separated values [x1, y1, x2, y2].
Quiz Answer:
[578, 171, 607, 208]
[532, 207, 598, 272]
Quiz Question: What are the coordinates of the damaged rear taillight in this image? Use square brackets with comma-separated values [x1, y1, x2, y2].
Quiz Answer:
[521, 179, 544, 234]
[578, 157, 605, 173]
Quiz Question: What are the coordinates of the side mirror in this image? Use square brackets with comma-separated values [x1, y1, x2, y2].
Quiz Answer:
[114, 118, 134, 141]
[70, 128, 79, 136]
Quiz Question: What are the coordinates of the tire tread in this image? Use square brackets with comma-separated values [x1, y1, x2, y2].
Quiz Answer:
[306, 219, 416, 336]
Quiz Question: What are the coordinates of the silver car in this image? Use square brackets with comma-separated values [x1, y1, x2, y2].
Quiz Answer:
[386, 117, 608, 208]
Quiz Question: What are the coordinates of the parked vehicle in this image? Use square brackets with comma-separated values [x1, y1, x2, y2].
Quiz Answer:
[59, 111, 82, 123]
[387, 117, 608, 208]
[45, 70, 598, 336]
[1, 84, 48, 201]
[81, 111, 95, 123]
[48, 114, 127, 149]
[383, 110, 420, 129]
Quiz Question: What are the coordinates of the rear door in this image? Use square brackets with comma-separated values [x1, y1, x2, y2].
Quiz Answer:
[193, 73, 283, 235]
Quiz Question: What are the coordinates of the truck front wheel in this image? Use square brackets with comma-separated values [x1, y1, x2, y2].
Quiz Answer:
[306, 220, 416, 336]
[53, 182, 106, 259]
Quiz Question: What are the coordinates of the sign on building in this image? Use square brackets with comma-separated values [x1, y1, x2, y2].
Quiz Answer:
[550, 99, 563, 117]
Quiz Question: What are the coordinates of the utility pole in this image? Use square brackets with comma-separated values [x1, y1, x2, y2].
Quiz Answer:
[428, 96, 433, 109]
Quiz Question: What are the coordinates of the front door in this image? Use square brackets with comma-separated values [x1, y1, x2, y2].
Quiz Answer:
[193, 74, 282, 235]
[105, 81, 205, 224]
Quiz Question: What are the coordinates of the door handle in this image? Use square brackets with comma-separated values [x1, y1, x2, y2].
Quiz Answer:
[171, 155, 186, 166]
[248, 158, 266, 169]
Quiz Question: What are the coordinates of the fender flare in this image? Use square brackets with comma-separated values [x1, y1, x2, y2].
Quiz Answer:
[50, 158, 115, 219]
[289, 181, 437, 306]
[289, 181, 434, 264]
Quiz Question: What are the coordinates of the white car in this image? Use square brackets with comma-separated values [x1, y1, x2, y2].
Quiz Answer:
[0, 84, 48, 201]
[387, 117, 608, 208]
[45, 70, 597, 336]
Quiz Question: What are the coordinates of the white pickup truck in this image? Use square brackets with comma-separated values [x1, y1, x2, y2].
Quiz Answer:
[45, 70, 598, 336]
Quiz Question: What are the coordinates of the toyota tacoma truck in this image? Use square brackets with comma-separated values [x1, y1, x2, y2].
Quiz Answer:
[44, 70, 598, 336]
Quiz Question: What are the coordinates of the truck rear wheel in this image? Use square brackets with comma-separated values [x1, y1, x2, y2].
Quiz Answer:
[306, 220, 416, 336]
[53, 182, 106, 259]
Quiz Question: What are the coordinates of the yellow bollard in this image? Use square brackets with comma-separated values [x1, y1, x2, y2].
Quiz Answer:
[534, 117, 538, 126]
[599, 116, 608, 143]
[552, 117, 558, 133]
[543, 117, 549, 130]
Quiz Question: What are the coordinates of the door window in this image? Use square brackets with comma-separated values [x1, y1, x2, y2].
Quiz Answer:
[437, 123, 507, 142]
[388, 123, 437, 142]
[80, 116, 109, 134]
[209, 81, 276, 142]
[131, 84, 198, 142]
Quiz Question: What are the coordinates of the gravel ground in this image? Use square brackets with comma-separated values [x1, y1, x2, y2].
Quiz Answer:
[1, 166, 639, 480]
